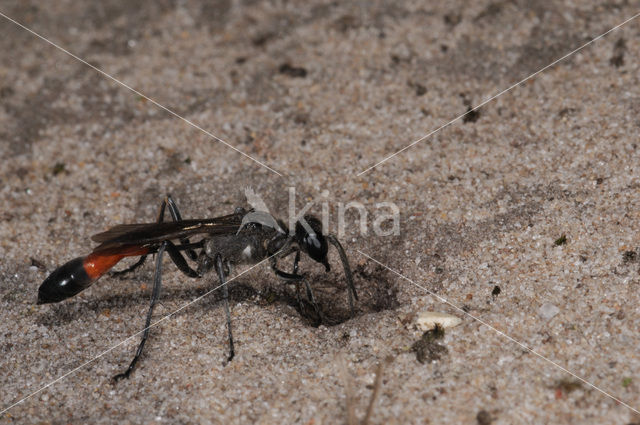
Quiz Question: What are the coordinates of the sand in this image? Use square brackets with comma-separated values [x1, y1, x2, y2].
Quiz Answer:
[1, 1, 640, 424]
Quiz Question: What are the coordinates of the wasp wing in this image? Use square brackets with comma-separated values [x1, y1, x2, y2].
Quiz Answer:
[91, 213, 242, 254]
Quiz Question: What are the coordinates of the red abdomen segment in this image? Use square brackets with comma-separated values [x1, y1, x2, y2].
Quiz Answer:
[37, 247, 149, 304]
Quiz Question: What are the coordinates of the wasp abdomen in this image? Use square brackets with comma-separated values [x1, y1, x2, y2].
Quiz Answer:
[37, 247, 147, 304]
[37, 257, 94, 304]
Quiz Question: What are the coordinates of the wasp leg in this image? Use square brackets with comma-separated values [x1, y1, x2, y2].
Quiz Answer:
[215, 254, 234, 363]
[327, 235, 357, 317]
[270, 253, 304, 281]
[166, 241, 200, 278]
[302, 278, 324, 324]
[164, 195, 197, 261]
[271, 267, 304, 280]
[291, 250, 303, 310]
[279, 248, 323, 322]
[120, 241, 203, 279]
[111, 194, 195, 278]
[111, 255, 148, 277]
[271, 253, 321, 321]
[113, 242, 167, 381]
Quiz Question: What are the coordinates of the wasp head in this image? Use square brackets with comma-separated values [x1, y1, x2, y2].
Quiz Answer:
[295, 215, 330, 271]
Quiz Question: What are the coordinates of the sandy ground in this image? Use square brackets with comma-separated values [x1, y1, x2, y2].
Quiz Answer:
[1, 0, 640, 424]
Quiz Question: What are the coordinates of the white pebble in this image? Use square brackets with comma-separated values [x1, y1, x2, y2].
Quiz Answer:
[416, 311, 462, 331]
[538, 303, 560, 320]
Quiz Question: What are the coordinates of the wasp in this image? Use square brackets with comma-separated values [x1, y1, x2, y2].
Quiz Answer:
[38, 195, 357, 380]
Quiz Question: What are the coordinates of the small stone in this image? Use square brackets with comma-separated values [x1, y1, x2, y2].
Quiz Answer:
[416, 311, 462, 331]
[476, 410, 492, 425]
[538, 303, 560, 320]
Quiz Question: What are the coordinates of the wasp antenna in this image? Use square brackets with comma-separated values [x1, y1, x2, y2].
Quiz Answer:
[327, 235, 358, 315]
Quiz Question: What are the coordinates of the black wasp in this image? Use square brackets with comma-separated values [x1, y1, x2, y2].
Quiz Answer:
[38, 195, 357, 380]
